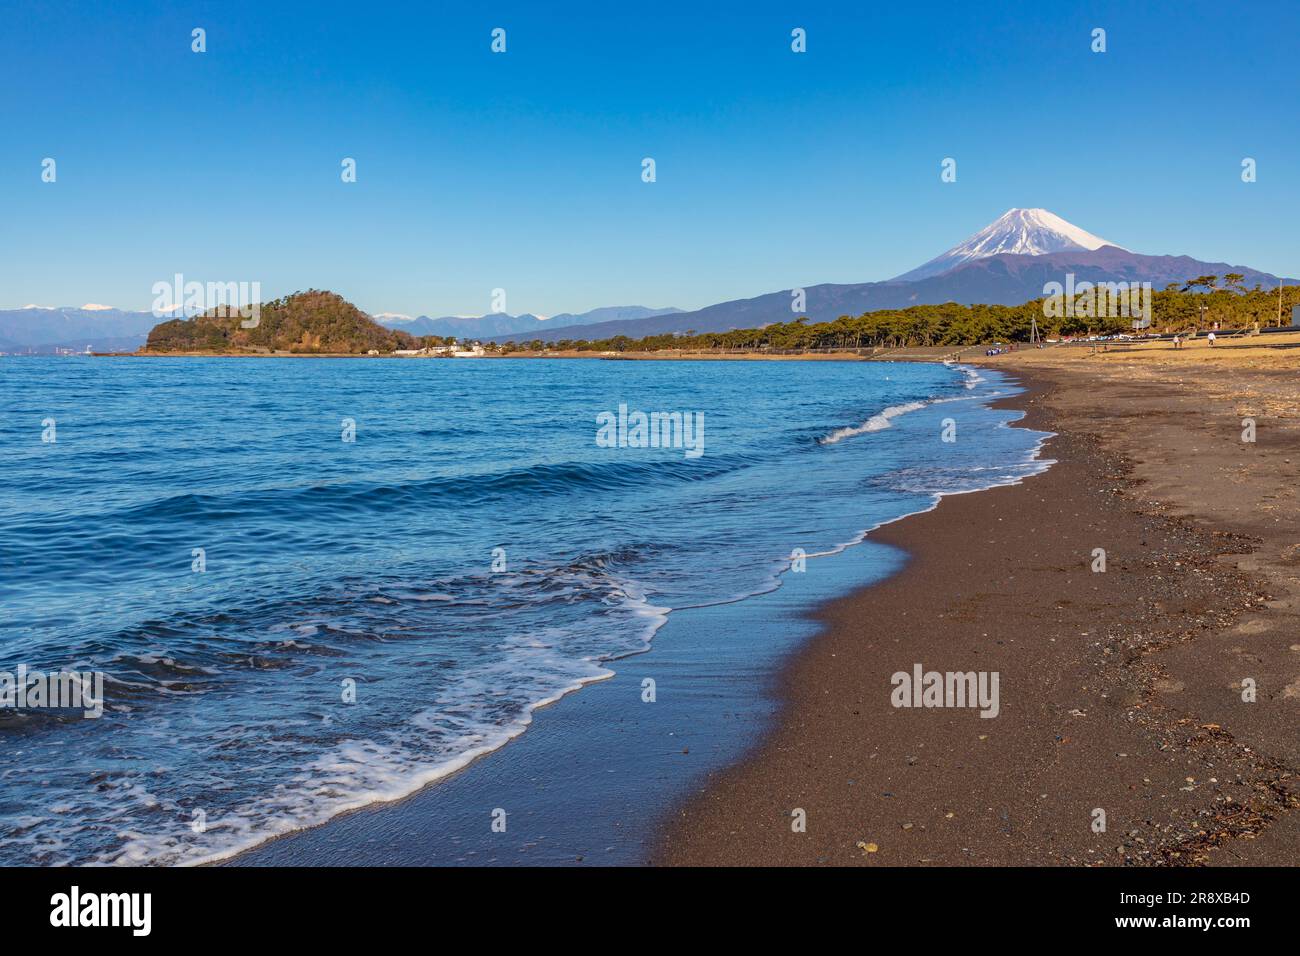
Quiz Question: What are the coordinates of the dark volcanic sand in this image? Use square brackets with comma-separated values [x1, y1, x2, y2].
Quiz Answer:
[659, 369, 1300, 866]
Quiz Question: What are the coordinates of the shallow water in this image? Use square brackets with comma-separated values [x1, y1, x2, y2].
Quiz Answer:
[0, 356, 1047, 865]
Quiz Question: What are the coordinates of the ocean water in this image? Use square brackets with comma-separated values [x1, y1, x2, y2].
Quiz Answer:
[0, 356, 1048, 865]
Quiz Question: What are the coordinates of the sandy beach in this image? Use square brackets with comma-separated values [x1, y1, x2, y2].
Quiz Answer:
[218, 339, 1300, 868]
[660, 339, 1300, 866]
[219, 338, 1300, 869]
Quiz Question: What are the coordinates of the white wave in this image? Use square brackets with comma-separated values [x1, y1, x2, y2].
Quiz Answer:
[93, 577, 672, 868]
[108, 664, 620, 867]
[11, 364, 1052, 868]
[820, 400, 927, 444]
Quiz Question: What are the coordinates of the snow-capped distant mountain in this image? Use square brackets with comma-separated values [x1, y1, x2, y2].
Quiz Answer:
[375, 305, 682, 339]
[378, 312, 548, 338]
[893, 208, 1124, 281]
[493, 209, 1294, 344]
[0, 306, 159, 353]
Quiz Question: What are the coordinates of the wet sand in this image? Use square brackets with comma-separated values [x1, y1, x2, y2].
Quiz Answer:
[660, 349, 1300, 866]
[225, 341, 1300, 867]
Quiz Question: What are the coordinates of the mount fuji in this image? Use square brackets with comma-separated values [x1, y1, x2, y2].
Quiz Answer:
[493, 208, 1295, 344]
[893, 208, 1124, 281]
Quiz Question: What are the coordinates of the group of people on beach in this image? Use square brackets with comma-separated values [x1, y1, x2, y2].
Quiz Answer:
[1171, 331, 1215, 349]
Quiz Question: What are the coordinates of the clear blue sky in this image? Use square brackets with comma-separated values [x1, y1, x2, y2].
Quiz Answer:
[2, 0, 1297, 316]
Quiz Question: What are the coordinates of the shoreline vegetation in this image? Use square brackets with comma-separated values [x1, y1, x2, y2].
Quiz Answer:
[125, 279, 1300, 359]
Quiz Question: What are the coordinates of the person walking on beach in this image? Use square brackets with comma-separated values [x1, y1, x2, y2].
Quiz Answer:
[1173, 333, 1181, 349]
[1208, 330, 1217, 347]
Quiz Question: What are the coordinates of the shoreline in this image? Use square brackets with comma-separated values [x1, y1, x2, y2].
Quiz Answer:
[659, 358, 1300, 866]
[224, 363, 1038, 866]
[79, 330, 1300, 362]
[82, 346, 969, 361]
[91, 351, 886, 361]
[219, 351, 1300, 866]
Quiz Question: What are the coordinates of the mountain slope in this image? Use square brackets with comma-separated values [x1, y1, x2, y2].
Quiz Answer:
[894, 208, 1123, 281]
[0, 306, 159, 352]
[491, 247, 1296, 344]
[380, 313, 548, 338]
[378, 305, 681, 339]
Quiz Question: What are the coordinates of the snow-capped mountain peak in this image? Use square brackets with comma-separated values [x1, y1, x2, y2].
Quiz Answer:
[894, 208, 1123, 281]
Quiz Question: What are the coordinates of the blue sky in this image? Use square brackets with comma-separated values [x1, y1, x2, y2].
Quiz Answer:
[2, 0, 1297, 316]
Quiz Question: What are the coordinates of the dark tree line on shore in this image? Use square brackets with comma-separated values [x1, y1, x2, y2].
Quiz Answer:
[497, 277, 1299, 353]
[145, 279, 1298, 355]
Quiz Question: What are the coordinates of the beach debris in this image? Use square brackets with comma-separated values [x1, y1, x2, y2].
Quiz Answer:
[856, 841, 879, 855]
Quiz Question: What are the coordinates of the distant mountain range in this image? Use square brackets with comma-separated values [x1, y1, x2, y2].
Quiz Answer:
[374, 305, 682, 339]
[0, 303, 682, 353]
[6, 209, 1295, 352]
[485, 209, 1298, 344]
[0, 306, 161, 353]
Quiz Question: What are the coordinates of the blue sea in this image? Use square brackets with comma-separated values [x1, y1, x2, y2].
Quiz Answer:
[0, 356, 1049, 865]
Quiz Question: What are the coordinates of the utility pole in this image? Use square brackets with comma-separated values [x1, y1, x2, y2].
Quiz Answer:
[1030, 313, 1039, 345]
[1279, 280, 1284, 328]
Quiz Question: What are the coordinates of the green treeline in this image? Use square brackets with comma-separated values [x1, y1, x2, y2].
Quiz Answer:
[500, 276, 1298, 353]
[143, 278, 1298, 356]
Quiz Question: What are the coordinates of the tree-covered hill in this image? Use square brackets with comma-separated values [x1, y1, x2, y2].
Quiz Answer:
[143, 290, 417, 354]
